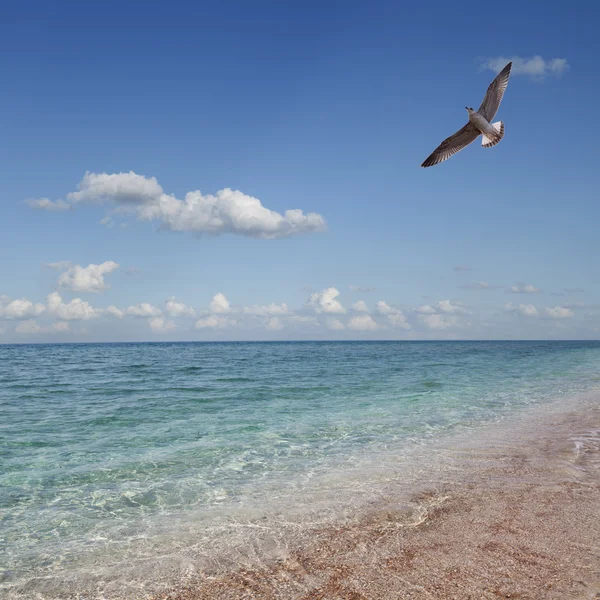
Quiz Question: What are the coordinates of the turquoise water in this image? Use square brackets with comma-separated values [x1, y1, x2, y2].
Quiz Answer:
[1, 341, 600, 597]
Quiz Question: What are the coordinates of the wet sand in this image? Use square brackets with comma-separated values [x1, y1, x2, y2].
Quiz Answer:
[150, 400, 600, 600]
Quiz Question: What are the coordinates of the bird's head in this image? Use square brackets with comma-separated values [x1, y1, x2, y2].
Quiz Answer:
[465, 107, 474, 114]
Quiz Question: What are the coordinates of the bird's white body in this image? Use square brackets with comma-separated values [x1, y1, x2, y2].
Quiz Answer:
[467, 109, 495, 137]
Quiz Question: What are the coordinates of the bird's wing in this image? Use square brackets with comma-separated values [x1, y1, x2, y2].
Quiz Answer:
[478, 62, 512, 121]
[421, 122, 480, 168]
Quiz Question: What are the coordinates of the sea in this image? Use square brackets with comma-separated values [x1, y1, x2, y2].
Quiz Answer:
[1, 340, 600, 598]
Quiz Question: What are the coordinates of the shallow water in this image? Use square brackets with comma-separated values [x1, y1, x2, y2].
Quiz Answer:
[1, 341, 600, 598]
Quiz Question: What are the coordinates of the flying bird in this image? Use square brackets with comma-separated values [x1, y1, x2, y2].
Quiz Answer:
[421, 62, 512, 168]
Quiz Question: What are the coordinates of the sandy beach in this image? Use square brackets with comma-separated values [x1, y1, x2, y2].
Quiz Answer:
[150, 399, 600, 600]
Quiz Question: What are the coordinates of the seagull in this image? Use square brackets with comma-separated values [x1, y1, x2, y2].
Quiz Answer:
[421, 62, 512, 168]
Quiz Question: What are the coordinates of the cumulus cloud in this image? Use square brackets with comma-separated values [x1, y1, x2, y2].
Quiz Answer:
[544, 306, 574, 319]
[209, 293, 231, 314]
[243, 302, 288, 316]
[27, 198, 71, 211]
[414, 300, 468, 330]
[326, 318, 346, 331]
[266, 317, 284, 331]
[195, 315, 236, 329]
[29, 171, 327, 240]
[15, 320, 44, 334]
[505, 302, 538, 317]
[352, 300, 369, 313]
[126, 303, 162, 318]
[15, 319, 70, 335]
[0, 296, 46, 319]
[417, 300, 467, 316]
[419, 314, 459, 330]
[105, 305, 125, 319]
[58, 261, 120, 293]
[165, 297, 196, 318]
[376, 301, 410, 329]
[415, 304, 437, 315]
[149, 317, 176, 332]
[348, 314, 378, 331]
[47, 292, 101, 320]
[508, 283, 541, 294]
[481, 55, 569, 79]
[437, 300, 468, 315]
[307, 287, 345, 314]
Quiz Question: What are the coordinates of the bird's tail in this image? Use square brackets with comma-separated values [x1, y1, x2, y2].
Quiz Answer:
[481, 121, 504, 148]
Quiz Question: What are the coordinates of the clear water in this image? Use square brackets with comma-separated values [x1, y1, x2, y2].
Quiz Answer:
[1, 341, 600, 596]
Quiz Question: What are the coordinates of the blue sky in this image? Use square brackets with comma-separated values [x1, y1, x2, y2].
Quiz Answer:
[1, 0, 598, 342]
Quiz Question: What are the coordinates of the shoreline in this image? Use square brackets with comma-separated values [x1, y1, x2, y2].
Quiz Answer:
[148, 396, 600, 600]
[4, 391, 600, 599]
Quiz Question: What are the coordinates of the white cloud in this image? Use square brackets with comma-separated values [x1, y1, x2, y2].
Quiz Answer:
[416, 300, 467, 316]
[326, 318, 346, 331]
[0, 296, 46, 319]
[437, 300, 468, 315]
[352, 300, 369, 313]
[149, 317, 176, 333]
[481, 55, 569, 79]
[105, 305, 125, 318]
[505, 302, 538, 317]
[209, 293, 231, 314]
[195, 315, 236, 329]
[388, 313, 410, 327]
[375, 301, 394, 315]
[15, 319, 70, 334]
[30, 171, 327, 240]
[415, 304, 436, 315]
[27, 198, 71, 211]
[414, 300, 468, 330]
[307, 287, 345, 314]
[47, 292, 101, 321]
[243, 302, 288, 316]
[509, 283, 541, 294]
[544, 306, 574, 319]
[376, 301, 411, 329]
[126, 303, 162, 318]
[348, 314, 378, 331]
[15, 319, 43, 334]
[419, 314, 459, 330]
[58, 261, 119, 293]
[266, 317, 284, 331]
[165, 297, 196, 318]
